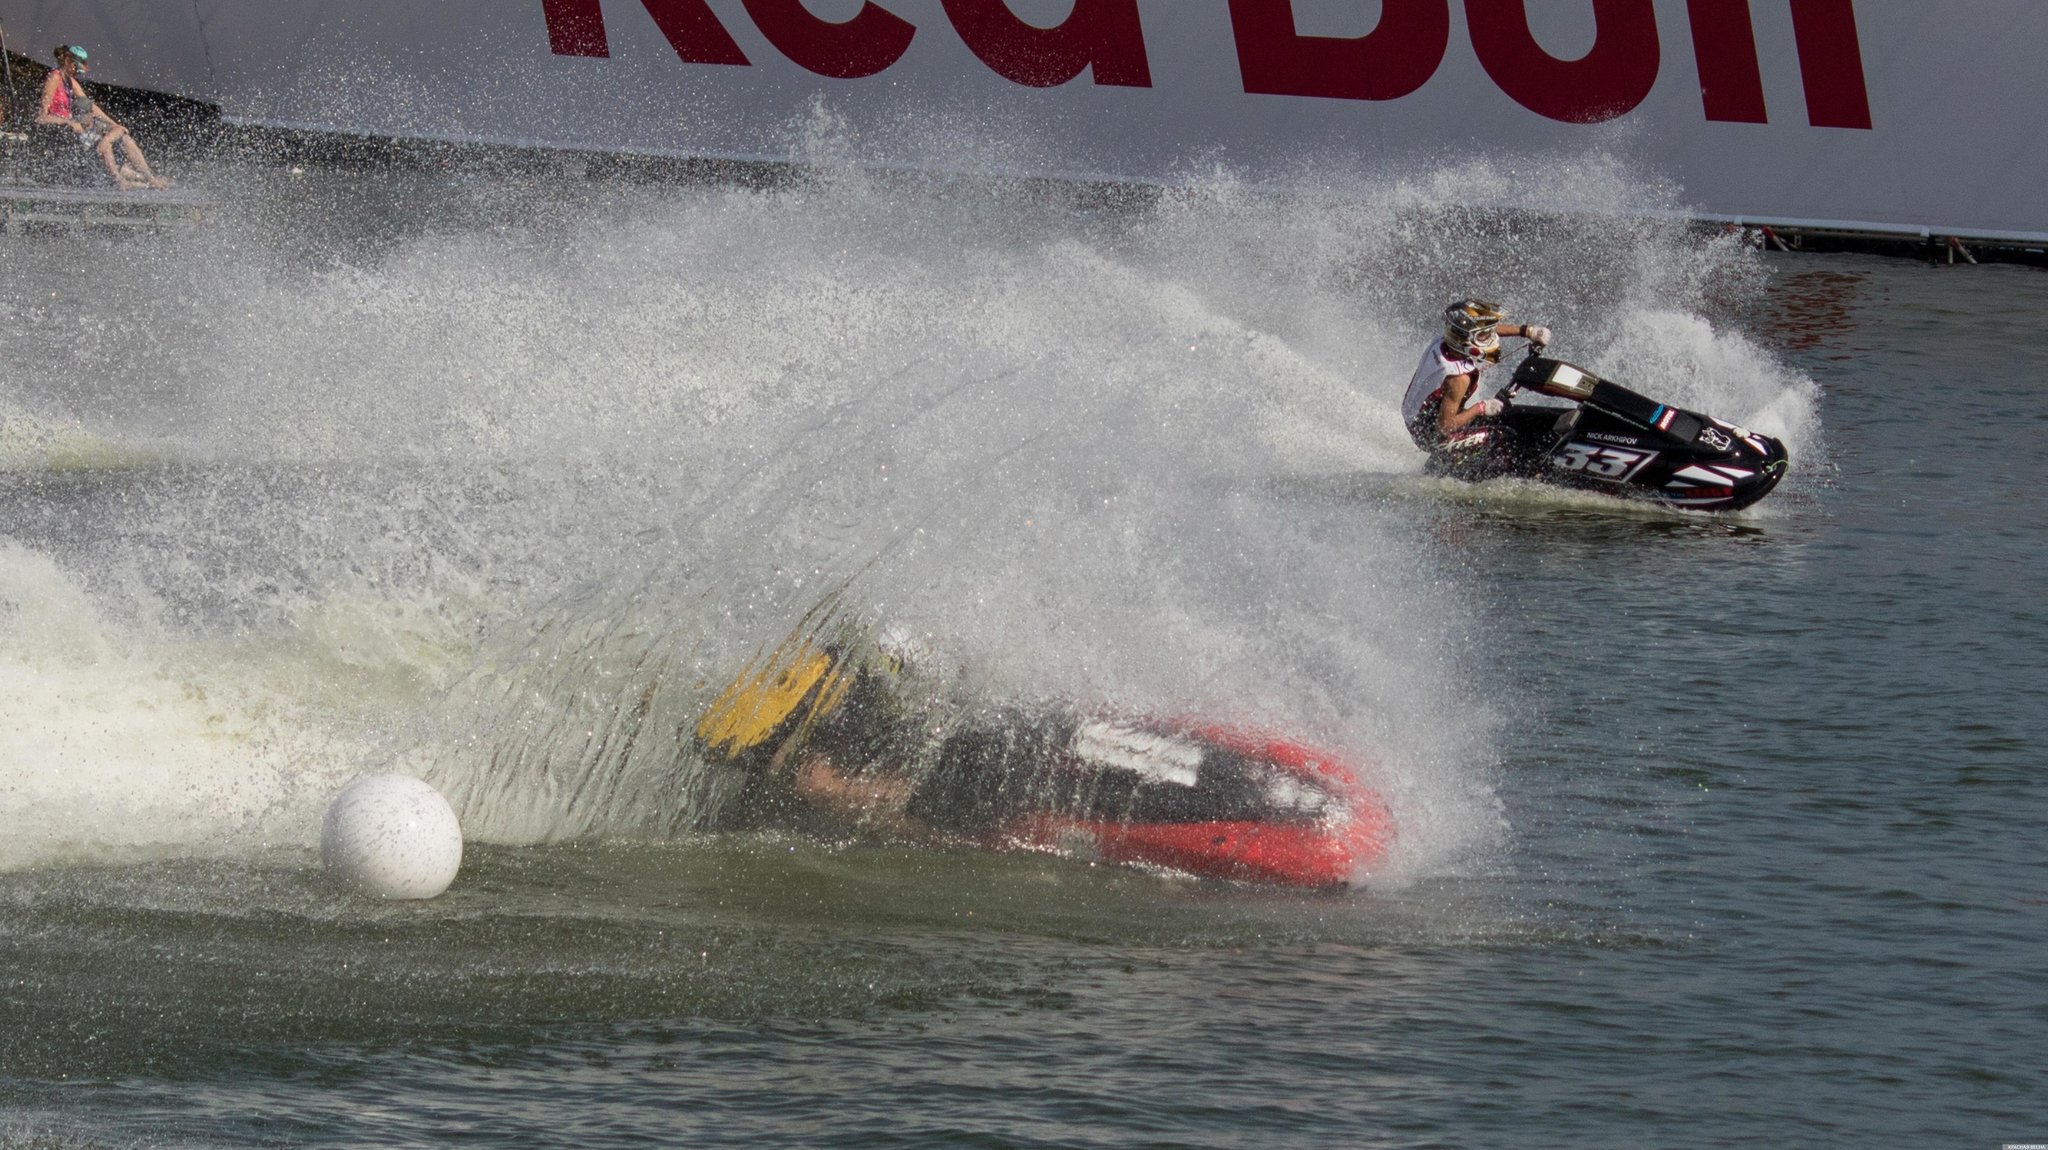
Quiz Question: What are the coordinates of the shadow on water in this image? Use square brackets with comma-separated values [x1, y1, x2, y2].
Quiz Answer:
[1264, 468, 1801, 543]
[0, 839, 1552, 1083]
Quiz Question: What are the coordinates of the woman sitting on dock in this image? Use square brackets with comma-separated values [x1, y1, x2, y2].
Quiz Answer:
[36, 44, 169, 190]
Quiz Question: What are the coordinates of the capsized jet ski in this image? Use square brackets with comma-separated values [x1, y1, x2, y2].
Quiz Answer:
[1430, 346, 1789, 512]
[694, 621, 1394, 887]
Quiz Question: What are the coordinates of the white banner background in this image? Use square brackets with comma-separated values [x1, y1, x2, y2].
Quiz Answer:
[3, 1, 2042, 241]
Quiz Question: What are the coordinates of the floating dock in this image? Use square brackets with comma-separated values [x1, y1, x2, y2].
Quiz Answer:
[0, 131, 210, 232]
[0, 178, 210, 233]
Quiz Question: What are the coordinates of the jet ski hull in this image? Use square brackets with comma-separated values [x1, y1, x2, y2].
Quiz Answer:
[1430, 354, 1790, 513]
[700, 626, 1398, 888]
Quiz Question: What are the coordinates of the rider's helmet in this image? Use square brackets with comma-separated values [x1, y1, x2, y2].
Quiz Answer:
[1443, 298, 1506, 361]
[55, 45, 87, 67]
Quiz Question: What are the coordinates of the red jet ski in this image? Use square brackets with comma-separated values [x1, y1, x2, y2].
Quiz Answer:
[958, 717, 1394, 888]
[696, 629, 1396, 887]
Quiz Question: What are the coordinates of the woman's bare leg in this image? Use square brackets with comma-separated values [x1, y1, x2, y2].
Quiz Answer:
[113, 129, 170, 188]
[99, 124, 168, 189]
[94, 133, 148, 190]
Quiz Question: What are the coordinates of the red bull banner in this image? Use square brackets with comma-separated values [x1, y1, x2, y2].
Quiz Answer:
[4, 1, 2043, 240]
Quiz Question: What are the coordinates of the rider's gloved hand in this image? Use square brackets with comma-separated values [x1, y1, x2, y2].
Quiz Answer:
[1524, 325, 1552, 348]
[1478, 397, 1505, 418]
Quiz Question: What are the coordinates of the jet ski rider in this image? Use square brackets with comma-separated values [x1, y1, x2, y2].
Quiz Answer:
[1402, 298, 1551, 456]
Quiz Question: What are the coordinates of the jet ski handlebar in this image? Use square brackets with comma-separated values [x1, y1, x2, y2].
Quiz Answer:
[1492, 337, 1550, 404]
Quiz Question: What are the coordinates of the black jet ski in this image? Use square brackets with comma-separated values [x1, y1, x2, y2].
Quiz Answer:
[1429, 346, 1789, 512]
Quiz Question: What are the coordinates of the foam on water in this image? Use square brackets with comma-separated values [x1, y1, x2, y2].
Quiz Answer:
[0, 143, 1822, 882]
[0, 542, 343, 867]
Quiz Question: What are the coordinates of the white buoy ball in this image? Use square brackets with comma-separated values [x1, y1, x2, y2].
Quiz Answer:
[321, 774, 464, 899]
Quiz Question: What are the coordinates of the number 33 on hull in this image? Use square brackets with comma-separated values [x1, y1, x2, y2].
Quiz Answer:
[1428, 350, 1789, 513]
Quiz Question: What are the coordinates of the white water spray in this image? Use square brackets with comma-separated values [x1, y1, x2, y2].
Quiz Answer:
[0, 142, 1821, 881]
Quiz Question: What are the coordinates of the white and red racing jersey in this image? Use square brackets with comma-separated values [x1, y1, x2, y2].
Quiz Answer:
[1400, 338, 1492, 449]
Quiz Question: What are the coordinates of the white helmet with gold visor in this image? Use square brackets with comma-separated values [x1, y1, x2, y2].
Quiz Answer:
[1443, 298, 1507, 361]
